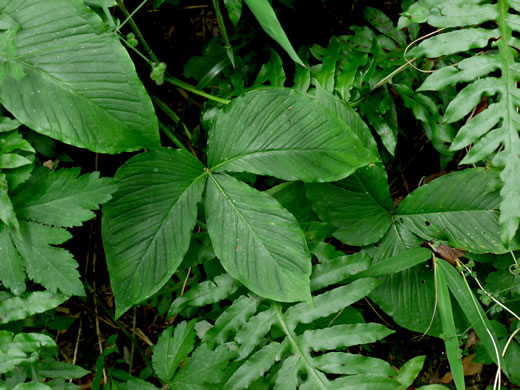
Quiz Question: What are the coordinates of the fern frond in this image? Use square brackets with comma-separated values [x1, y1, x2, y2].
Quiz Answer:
[402, 0, 520, 246]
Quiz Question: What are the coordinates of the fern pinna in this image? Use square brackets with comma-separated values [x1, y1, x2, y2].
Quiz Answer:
[149, 252, 432, 390]
[400, 0, 520, 247]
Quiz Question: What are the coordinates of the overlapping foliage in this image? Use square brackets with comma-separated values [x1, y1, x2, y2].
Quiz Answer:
[2, 0, 520, 389]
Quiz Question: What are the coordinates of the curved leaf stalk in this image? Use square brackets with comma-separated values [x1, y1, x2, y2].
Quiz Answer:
[116, 0, 159, 62]
[165, 76, 232, 104]
[273, 304, 329, 390]
[212, 0, 235, 67]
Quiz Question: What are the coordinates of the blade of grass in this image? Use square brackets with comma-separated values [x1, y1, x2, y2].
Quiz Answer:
[436, 256, 464, 390]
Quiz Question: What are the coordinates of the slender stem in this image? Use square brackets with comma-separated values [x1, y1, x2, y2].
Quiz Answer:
[165, 76, 231, 104]
[116, 0, 160, 63]
[159, 122, 189, 152]
[212, 0, 232, 49]
[152, 95, 192, 139]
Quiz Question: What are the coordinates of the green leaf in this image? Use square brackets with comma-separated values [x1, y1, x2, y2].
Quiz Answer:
[311, 252, 371, 292]
[364, 7, 406, 47]
[0, 331, 56, 374]
[436, 261, 464, 390]
[12, 222, 84, 296]
[0, 291, 68, 324]
[205, 172, 312, 303]
[286, 278, 381, 327]
[235, 307, 277, 360]
[396, 168, 509, 253]
[168, 274, 239, 317]
[102, 149, 206, 318]
[267, 181, 317, 224]
[208, 88, 379, 182]
[306, 163, 393, 246]
[243, 0, 304, 66]
[407, 0, 520, 246]
[366, 222, 441, 335]
[437, 260, 506, 374]
[224, 0, 242, 27]
[12, 168, 116, 227]
[313, 353, 395, 377]
[12, 384, 52, 390]
[225, 342, 286, 390]
[34, 361, 89, 379]
[0, 172, 19, 233]
[170, 343, 238, 389]
[0, 0, 159, 152]
[356, 247, 432, 279]
[329, 374, 405, 389]
[204, 295, 260, 345]
[303, 323, 394, 351]
[395, 356, 426, 388]
[152, 321, 196, 383]
[0, 222, 25, 295]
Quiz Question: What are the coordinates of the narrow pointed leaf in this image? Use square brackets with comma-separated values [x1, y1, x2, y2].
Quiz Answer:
[152, 321, 196, 383]
[0, 291, 68, 324]
[303, 324, 394, 351]
[313, 353, 395, 377]
[235, 307, 277, 360]
[12, 168, 116, 227]
[208, 88, 379, 182]
[395, 356, 426, 388]
[310, 252, 371, 291]
[436, 261, 464, 390]
[274, 354, 300, 389]
[102, 149, 206, 317]
[225, 342, 285, 390]
[244, 0, 304, 66]
[205, 173, 311, 303]
[0, 0, 159, 152]
[204, 295, 260, 345]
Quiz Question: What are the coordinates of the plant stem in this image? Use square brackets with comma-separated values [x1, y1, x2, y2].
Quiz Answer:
[165, 76, 231, 104]
[152, 96, 192, 139]
[212, 0, 235, 67]
[116, 0, 160, 63]
[159, 122, 190, 153]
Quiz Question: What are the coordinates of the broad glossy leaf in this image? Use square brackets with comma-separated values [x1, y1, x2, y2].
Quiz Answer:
[12, 222, 83, 296]
[208, 88, 379, 182]
[102, 149, 206, 317]
[307, 163, 393, 246]
[356, 247, 432, 279]
[152, 321, 196, 383]
[397, 168, 510, 253]
[205, 173, 311, 303]
[0, 291, 68, 324]
[12, 168, 116, 227]
[0, 0, 159, 153]
[243, 0, 304, 66]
